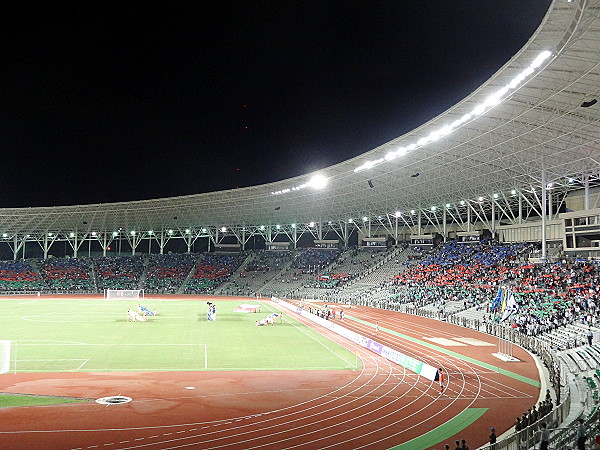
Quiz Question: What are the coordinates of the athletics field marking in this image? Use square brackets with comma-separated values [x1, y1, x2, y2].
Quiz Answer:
[348, 315, 540, 387]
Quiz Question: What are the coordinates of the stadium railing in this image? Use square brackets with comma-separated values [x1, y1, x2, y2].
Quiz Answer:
[366, 302, 600, 450]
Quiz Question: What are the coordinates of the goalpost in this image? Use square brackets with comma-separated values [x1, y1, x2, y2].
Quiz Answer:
[0, 340, 10, 374]
[104, 289, 144, 300]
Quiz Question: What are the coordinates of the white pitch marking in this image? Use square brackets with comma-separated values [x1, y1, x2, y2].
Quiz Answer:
[453, 337, 495, 346]
[422, 337, 467, 346]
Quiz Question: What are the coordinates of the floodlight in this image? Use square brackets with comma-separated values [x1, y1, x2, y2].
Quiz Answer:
[533, 50, 552, 67]
[445, 203, 451, 208]
[309, 174, 328, 189]
[472, 104, 486, 116]
[220, 227, 227, 233]
[439, 125, 452, 136]
[395, 211, 401, 217]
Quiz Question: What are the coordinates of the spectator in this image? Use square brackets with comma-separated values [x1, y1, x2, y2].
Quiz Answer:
[489, 427, 496, 449]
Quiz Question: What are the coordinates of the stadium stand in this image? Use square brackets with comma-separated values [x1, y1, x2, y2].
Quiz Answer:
[216, 250, 292, 296]
[183, 253, 244, 294]
[93, 255, 145, 291]
[37, 257, 94, 291]
[0, 259, 46, 292]
[144, 253, 199, 293]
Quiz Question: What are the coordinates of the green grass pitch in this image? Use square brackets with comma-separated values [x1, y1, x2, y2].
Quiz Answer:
[0, 298, 359, 373]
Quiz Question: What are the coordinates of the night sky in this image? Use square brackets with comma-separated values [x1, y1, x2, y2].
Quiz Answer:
[0, 2, 553, 208]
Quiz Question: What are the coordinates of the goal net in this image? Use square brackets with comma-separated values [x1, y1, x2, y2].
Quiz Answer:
[0, 340, 10, 374]
[104, 289, 144, 300]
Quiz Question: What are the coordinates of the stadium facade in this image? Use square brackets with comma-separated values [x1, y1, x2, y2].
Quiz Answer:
[0, 0, 599, 260]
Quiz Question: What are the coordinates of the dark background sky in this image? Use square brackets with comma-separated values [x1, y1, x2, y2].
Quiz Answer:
[0, 2, 553, 208]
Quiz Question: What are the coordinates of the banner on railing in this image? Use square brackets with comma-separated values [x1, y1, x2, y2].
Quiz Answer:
[277, 299, 438, 381]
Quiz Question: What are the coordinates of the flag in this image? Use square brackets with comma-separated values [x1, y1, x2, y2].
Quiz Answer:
[501, 290, 518, 322]
[491, 288, 502, 312]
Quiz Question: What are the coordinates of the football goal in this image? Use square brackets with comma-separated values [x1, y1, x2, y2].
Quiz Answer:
[104, 289, 144, 300]
[0, 340, 10, 374]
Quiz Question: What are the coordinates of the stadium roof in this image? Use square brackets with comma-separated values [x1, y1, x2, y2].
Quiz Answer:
[1, 0, 599, 238]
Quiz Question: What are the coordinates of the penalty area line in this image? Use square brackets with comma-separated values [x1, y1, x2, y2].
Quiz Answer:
[76, 359, 89, 371]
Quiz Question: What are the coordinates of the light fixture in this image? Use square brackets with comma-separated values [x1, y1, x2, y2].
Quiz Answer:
[352, 50, 552, 174]
[308, 174, 328, 190]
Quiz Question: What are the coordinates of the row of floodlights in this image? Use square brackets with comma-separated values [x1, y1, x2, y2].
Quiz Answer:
[353, 50, 553, 174]
[268, 49, 552, 194]
[0, 229, 212, 239]
[0, 181, 567, 240]
[271, 175, 328, 195]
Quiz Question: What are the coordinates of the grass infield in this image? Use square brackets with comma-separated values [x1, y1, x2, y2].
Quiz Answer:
[0, 297, 359, 373]
[0, 394, 87, 408]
